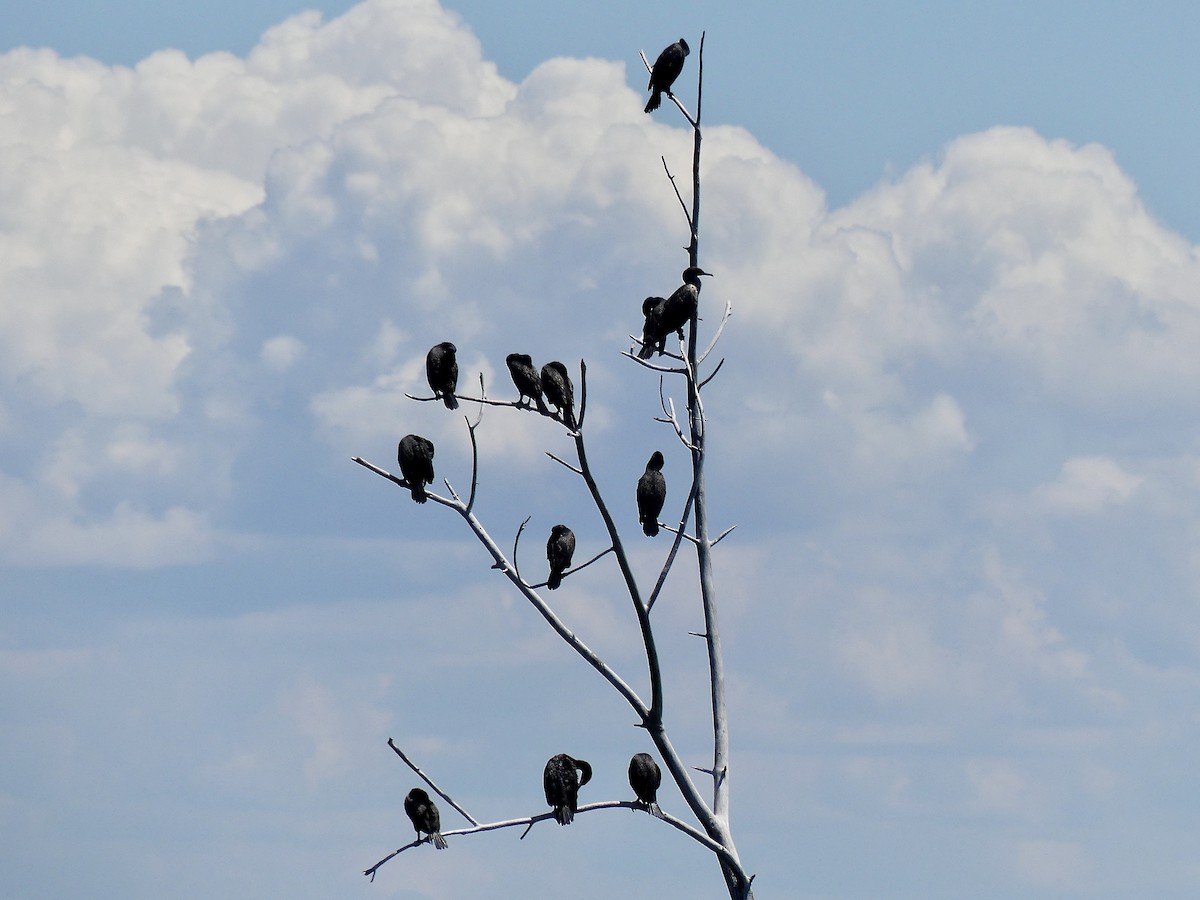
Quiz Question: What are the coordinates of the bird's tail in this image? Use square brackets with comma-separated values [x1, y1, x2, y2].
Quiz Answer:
[647, 802, 663, 819]
[642, 519, 659, 537]
[443, 394, 459, 410]
[644, 91, 662, 113]
[637, 342, 654, 360]
[556, 805, 573, 826]
[547, 572, 562, 591]
[432, 831, 448, 850]
[411, 484, 427, 504]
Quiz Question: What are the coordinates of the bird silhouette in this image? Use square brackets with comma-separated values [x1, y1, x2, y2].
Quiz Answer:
[645, 38, 690, 113]
[628, 752, 663, 817]
[404, 787, 448, 849]
[637, 451, 666, 536]
[540, 361, 576, 430]
[543, 753, 593, 825]
[425, 342, 459, 410]
[637, 296, 668, 358]
[397, 434, 435, 503]
[506, 353, 543, 408]
[638, 268, 711, 359]
[545, 524, 576, 590]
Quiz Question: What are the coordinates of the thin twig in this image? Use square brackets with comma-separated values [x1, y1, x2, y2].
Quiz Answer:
[698, 298, 733, 366]
[512, 515, 532, 583]
[577, 359, 587, 430]
[627, 351, 687, 375]
[711, 525, 737, 547]
[546, 451, 583, 475]
[662, 157, 694, 231]
[386, 738, 480, 826]
[698, 357, 726, 390]
[530, 545, 614, 590]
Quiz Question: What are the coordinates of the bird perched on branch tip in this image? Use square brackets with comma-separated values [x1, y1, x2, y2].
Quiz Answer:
[425, 341, 459, 410]
[404, 787, 448, 849]
[397, 434, 435, 503]
[544, 753, 593, 825]
[540, 361, 576, 430]
[645, 38, 690, 113]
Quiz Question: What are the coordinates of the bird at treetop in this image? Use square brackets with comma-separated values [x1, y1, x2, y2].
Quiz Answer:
[638, 268, 711, 359]
[404, 787, 448, 849]
[425, 341, 459, 410]
[397, 434, 435, 504]
[543, 753, 593, 826]
[545, 524, 576, 591]
[637, 451, 666, 536]
[506, 353, 543, 408]
[628, 752, 663, 817]
[645, 38, 690, 113]
[540, 361, 576, 430]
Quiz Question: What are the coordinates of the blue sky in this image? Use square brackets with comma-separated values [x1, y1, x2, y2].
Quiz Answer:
[4, 1, 1200, 898]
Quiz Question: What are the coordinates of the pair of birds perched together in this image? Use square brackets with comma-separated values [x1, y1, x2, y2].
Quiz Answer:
[545, 751, 663, 825]
[402, 751, 664, 848]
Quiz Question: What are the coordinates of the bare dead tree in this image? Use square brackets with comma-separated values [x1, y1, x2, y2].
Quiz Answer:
[354, 33, 754, 899]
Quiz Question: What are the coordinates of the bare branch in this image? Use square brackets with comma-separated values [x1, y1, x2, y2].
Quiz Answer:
[577, 359, 588, 430]
[365, 798, 738, 881]
[711, 524, 737, 547]
[546, 451, 583, 476]
[386, 738, 479, 826]
[529, 545, 614, 590]
[698, 298, 733, 366]
[626, 349, 687, 375]
[698, 357, 726, 390]
[660, 522, 699, 545]
[661, 157, 694, 231]
[511, 515, 532, 583]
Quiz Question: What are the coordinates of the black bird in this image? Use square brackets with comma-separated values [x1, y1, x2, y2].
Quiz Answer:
[545, 524, 576, 591]
[543, 753, 593, 826]
[628, 752, 663, 817]
[506, 353, 543, 408]
[637, 451, 666, 536]
[645, 38, 690, 113]
[404, 787, 448, 849]
[397, 434, 435, 504]
[638, 268, 711, 359]
[540, 361, 576, 430]
[637, 295, 668, 359]
[425, 341, 459, 410]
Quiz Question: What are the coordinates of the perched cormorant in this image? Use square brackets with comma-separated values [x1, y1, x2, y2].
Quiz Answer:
[505, 353, 543, 408]
[397, 434, 435, 504]
[628, 752, 663, 816]
[540, 361, 576, 430]
[637, 451, 666, 536]
[404, 787, 448, 849]
[645, 38, 690, 113]
[543, 753, 593, 825]
[545, 524, 576, 591]
[425, 341, 459, 410]
[637, 268, 711, 359]
[637, 296, 668, 359]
